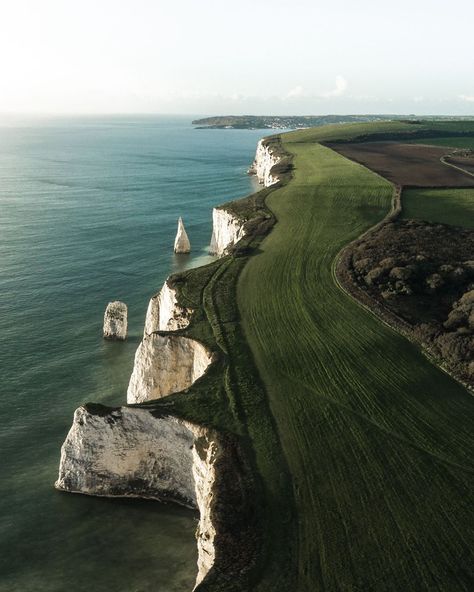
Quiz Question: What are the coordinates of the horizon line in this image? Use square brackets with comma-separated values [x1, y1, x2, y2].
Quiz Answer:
[1, 111, 474, 119]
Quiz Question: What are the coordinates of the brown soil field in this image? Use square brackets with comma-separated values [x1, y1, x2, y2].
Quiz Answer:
[326, 141, 474, 187]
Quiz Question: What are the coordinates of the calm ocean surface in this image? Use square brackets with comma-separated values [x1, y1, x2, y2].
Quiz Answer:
[0, 115, 266, 591]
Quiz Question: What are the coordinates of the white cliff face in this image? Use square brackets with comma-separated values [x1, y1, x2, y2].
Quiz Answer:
[248, 139, 281, 187]
[174, 217, 191, 253]
[208, 138, 280, 257]
[193, 433, 218, 587]
[56, 406, 218, 586]
[127, 333, 213, 404]
[103, 301, 128, 340]
[144, 280, 193, 336]
[208, 137, 281, 257]
[55, 406, 197, 507]
[209, 207, 246, 257]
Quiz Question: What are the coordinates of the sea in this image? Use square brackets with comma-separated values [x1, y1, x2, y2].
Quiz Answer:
[0, 115, 267, 592]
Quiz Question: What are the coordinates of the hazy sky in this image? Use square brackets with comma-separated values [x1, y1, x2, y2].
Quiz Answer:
[0, 0, 473, 115]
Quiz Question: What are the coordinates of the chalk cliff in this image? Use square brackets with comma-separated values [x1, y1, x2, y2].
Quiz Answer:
[193, 434, 218, 586]
[144, 280, 193, 336]
[103, 301, 128, 340]
[209, 207, 246, 257]
[248, 139, 281, 187]
[55, 406, 219, 585]
[127, 333, 213, 404]
[208, 138, 281, 257]
[174, 217, 191, 253]
[56, 135, 275, 589]
[55, 406, 196, 505]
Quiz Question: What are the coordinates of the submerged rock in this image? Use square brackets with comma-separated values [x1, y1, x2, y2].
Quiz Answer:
[103, 301, 128, 340]
[174, 217, 191, 253]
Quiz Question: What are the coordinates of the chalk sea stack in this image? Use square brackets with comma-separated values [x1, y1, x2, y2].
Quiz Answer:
[103, 301, 128, 340]
[174, 217, 191, 253]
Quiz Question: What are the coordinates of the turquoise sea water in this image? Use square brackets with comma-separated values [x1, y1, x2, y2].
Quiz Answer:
[0, 116, 265, 591]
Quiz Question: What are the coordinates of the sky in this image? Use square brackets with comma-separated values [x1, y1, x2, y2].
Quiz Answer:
[0, 0, 473, 116]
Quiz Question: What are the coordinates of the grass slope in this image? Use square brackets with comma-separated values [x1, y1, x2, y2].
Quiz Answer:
[238, 141, 474, 591]
[282, 119, 474, 144]
[402, 188, 474, 229]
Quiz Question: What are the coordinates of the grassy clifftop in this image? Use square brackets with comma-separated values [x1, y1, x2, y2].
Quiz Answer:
[283, 119, 474, 144]
[238, 127, 474, 590]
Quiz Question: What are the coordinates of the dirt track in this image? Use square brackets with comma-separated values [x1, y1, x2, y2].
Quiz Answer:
[444, 155, 474, 176]
[326, 141, 474, 187]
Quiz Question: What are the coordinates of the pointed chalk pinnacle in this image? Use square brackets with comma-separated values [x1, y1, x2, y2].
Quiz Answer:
[174, 217, 191, 253]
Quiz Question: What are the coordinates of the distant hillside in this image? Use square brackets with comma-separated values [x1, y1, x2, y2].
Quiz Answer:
[192, 114, 399, 129]
[192, 114, 473, 130]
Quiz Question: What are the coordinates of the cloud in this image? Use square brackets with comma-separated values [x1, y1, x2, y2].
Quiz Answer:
[283, 77, 348, 101]
[285, 85, 306, 99]
[413, 96, 424, 103]
[459, 94, 474, 102]
[320, 75, 348, 98]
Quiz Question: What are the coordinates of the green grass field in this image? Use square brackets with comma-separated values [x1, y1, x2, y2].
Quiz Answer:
[282, 119, 474, 144]
[237, 140, 474, 590]
[407, 137, 474, 149]
[402, 187, 474, 228]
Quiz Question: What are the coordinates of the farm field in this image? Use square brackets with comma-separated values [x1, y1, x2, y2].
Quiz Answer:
[402, 187, 474, 228]
[237, 138, 474, 590]
[326, 141, 474, 187]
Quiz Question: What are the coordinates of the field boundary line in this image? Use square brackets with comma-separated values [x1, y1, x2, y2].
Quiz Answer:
[440, 154, 474, 178]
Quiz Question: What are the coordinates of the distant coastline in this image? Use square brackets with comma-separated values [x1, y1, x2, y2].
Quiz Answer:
[191, 114, 474, 130]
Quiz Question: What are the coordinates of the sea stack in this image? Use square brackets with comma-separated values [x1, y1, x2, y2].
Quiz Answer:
[103, 301, 128, 340]
[174, 217, 191, 253]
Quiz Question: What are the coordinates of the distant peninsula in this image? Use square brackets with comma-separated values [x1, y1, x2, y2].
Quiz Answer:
[191, 114, 471, 130]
